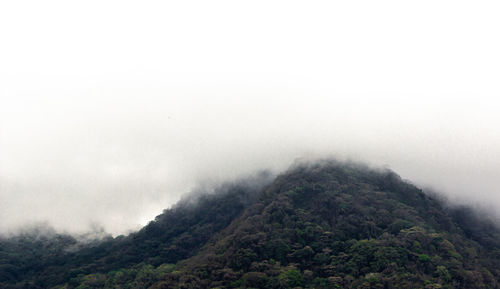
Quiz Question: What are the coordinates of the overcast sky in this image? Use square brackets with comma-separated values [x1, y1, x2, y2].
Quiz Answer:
[1, 0, 500, 236]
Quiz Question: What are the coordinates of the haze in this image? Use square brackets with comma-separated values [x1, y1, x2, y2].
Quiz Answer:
[1, 0, 500, 236]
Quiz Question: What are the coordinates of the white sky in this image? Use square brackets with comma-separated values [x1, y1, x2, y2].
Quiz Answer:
[1, 0, 500, 235]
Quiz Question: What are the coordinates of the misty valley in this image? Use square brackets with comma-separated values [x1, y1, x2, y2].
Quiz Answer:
[2, 161, 500, 289]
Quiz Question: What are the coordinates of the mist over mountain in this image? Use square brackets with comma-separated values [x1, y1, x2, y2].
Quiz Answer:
[2, 0, 500, 236]
[2, 1, 500, 288]
[2, 160, 500, 288]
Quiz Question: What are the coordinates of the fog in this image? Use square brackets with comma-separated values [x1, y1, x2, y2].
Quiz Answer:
[1, 0, 500, 236]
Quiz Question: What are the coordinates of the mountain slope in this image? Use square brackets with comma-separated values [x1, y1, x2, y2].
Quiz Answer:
[2, 161, 500, 289]
[0, 173, 272, 288]
[149, 161, 500, 289]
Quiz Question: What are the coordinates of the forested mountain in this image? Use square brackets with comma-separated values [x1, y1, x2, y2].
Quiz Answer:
[2, 161, 500, 288]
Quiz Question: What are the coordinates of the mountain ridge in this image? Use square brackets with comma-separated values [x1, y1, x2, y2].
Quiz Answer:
[2, 160, 500, 288]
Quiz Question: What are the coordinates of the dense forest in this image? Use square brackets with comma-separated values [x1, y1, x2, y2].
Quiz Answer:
[2, 160, 500, 288]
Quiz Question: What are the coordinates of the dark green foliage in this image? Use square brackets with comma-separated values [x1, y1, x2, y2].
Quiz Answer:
[278, 267, 304, 288]
[0, 174, 271, 288]
[2, 160, 500, 289]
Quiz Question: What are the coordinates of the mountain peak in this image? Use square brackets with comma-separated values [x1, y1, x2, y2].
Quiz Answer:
[2, 160, 500, 288]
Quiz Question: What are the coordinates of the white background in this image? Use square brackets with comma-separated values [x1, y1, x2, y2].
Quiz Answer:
[1, 0, 500, 235]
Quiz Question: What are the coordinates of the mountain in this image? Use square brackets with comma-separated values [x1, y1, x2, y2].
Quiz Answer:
[2, 160, 500, 289]
[0, 172, 273, 288]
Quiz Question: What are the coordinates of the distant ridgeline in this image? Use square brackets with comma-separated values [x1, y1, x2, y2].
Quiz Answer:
[1, 160, 500, 289]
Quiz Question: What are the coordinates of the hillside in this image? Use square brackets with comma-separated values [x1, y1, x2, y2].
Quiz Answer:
[0, 172, 272, 288]
[2, 161, 500, 288]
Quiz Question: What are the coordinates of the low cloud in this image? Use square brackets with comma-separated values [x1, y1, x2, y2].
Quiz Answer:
[1, 1, 500, 236]
[1, 94, 500, 236]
